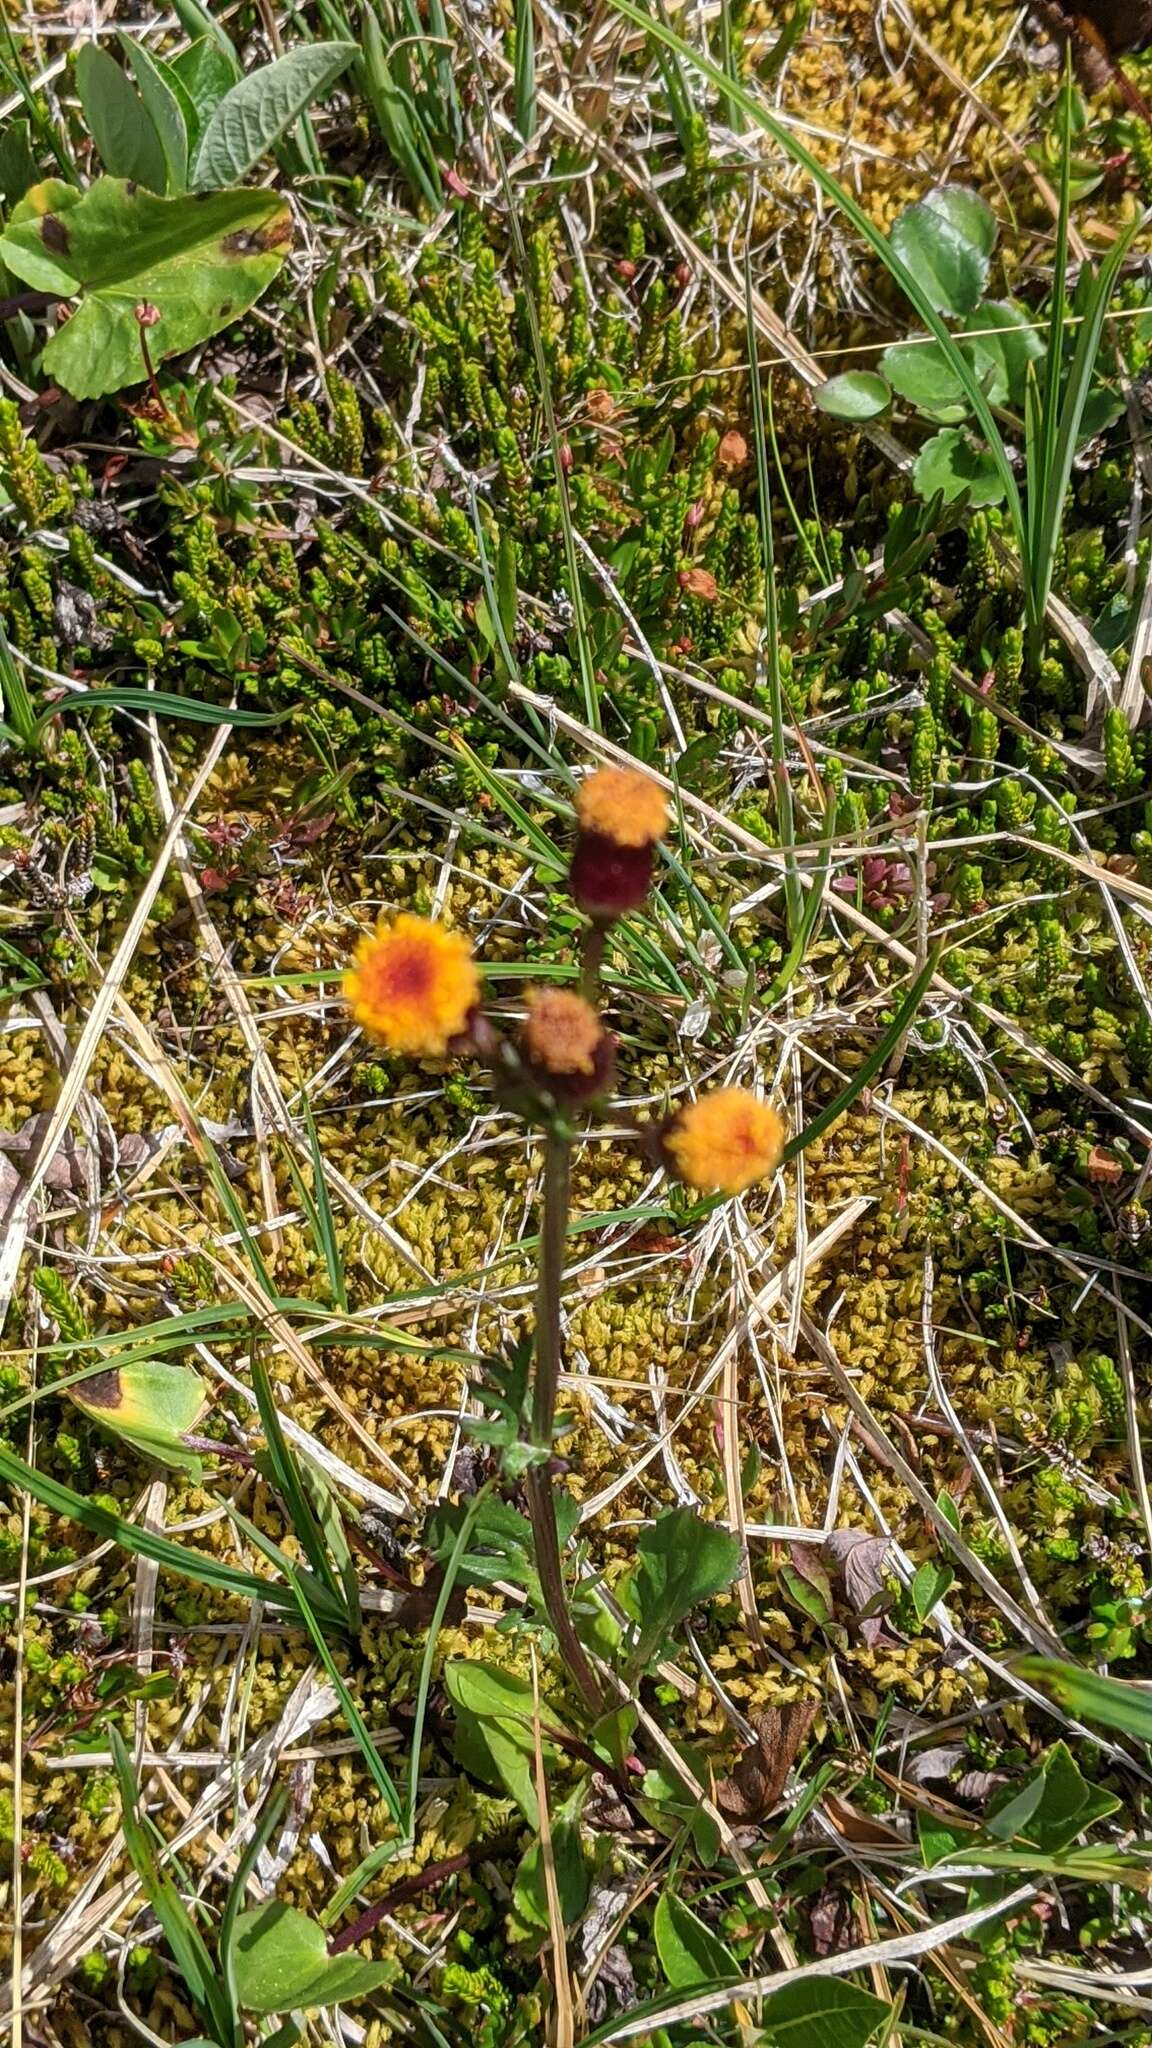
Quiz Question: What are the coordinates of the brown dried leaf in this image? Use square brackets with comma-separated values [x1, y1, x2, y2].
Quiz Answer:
[823, 1792, 904, 1846]
[716, 430, 748, 469]
[823, 1529, 892, 1614]
[809, 1886, 858, 1957]
[713, 1699, 817, 1821]
[1087, 1146, 1125, 1185]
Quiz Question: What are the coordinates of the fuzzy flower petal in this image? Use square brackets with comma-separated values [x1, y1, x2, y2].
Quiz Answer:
[663, 1088, 785, 1196]
[345, 914, 478, 1056]
[576, 765, 669, 850]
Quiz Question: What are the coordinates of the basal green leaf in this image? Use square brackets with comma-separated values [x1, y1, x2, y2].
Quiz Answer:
[69, 1360, 207, 1476]
[169, 0, 240, 76]
[984, 1769, 1047, 1843]
[987, 1740, 1123, 1856]
[880, 337, 971, 422]
[120, 37, 190, 191]
[622, 1507, 742, 1666]
[921, 183, 997, 261]
[75, 45, 167, 191]
[229, 1901, 395, 2014]
[815, 371, 892, 421]
[968, 299, 1045, 408]
[190, 42, 358, 189]
[653, 1892, 739, 1990]
[444, 1659, 564, 1826]
[917, 1808, 966, 1868]
[911, 1559, 953, 1623]
[912, 428, 1006, 508]
[889, 195, 989, 317]
[1025, 1741, 1121, 1852]
[513, 1810, 590, 1931]
[169, 38, 237, 143]
[0, 178, 292, 399]
[761, 1977, 891, 2046]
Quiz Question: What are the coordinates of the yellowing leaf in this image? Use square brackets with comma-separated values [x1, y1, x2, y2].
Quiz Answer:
[70, 1360, 207, 1475]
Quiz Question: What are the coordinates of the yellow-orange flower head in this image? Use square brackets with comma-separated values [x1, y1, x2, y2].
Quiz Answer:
[576, 766, 669, 850]
[663, 1088, 785, 1196]
[344, 914, 478, 1056]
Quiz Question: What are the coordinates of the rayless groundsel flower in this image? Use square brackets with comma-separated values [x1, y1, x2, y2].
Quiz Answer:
[344, 913, 479, 1056]
[569, 763, 670, 921]
[661, 1088, 785, 1197]
[345, 763, 784, 1713]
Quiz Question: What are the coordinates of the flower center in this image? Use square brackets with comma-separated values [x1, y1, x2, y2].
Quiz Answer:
[379, 945, 433, 1002]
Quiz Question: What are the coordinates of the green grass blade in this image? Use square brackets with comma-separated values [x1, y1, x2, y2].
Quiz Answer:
[283, 1558, 404, 1822]
[0, 1440, 303, 1617]
[781, 947, 940, 1166]
[1031, 218, 1140, 636]
[36, 689, 284, 735]
[514, 0, 536, 140]
[110, 1726, 236, 2047]
[746, 254, 802, 939]
[404, 1480, 496, 1845]
[1016, 1659, 1152, 1743]
[249, 1352, 345, 1611]
[0, 620, 39, 748]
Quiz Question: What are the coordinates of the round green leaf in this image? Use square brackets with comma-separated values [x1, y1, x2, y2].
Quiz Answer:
[879, 338, 971, 422]
[230, 1902, 395, 2015]
[889, 199, 988, 318]
[921, 183, 997, 260]
[815, 371, 892, 421]
[967, 299, 1045, 408]
[912, 428, 1006, 508]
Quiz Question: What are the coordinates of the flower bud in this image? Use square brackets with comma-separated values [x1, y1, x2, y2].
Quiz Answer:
[519, 987, 615, 1106]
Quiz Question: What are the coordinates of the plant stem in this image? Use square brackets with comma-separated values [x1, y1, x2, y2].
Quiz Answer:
[526, 1129, 605, 1717]
[580, 921, 607, 1002]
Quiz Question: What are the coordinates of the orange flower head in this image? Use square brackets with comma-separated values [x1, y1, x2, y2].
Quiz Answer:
[663, 1088, 785, 1196]
[522, 988, 602, 1076]
[344, 914, 478, 1056]
[576, 766, 669, 851]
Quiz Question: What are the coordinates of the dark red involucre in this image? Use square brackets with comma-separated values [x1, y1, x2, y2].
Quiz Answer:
[569, 831, 656, 921]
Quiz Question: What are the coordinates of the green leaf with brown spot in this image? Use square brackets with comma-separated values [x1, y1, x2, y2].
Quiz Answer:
[69, 1360, 208, 1475]
[0, 176, 292, 399]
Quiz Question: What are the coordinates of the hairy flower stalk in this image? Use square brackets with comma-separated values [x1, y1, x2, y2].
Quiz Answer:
[525, 1130, 606, 1716]
[345, 764, 781, 1723]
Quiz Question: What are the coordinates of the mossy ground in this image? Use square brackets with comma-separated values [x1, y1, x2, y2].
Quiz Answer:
[3, 1, 1152, 2042]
